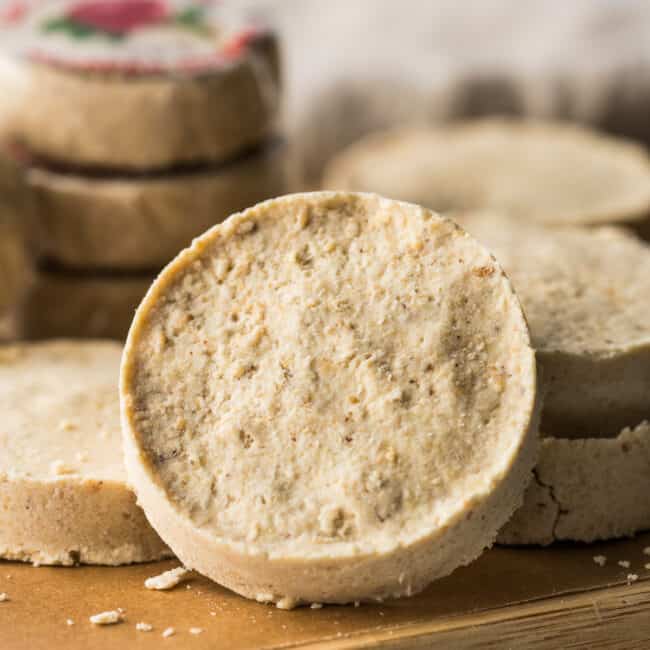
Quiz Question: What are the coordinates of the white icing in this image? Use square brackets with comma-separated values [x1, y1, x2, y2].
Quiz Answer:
[0, 0, 264, 71]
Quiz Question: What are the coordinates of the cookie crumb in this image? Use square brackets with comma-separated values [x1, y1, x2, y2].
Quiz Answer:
[145, 566, 190, 590]
[645, 563, 650, 570]
[89, 610, 123, 625]
[627, 574, 639, 584]
[209, 611, 217, 616]
[189, 627, 203, 635]
[276, 596, 298, 610]
[136, 622, 153, 632]
[162, 627, 175, 638]
[50, 459, 75, 475]
[255, 592, 274, 603]
[0, 593, 8, 602]
[236, 220, 256, 236]
[593, 555, 607, 567]
[644, 547, 650, 556]
[310, 603, 323, 609]
[66, 619, 74, 626]
[618, 560, 631, 569]
[354, 601, 360, 608]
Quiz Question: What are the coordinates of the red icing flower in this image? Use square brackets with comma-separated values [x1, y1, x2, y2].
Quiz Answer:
[67, 0, 169, 35]
[0, 1, 28, 24]
[221, 28, 259, 59]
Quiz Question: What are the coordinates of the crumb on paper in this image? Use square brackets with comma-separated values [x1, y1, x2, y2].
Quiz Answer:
[0, 593, 8, 602]
[66, 619, 74, 626]
[593, 555, 607, 567]
[136, 622, 153, 632]
[310, 603, 323, 609]
[162, 627, 175, 638]
[50, 459, 75, 476]
[189, 627, 203, 635]
[89, 610, 123, 625]
[58, 419, 77, 431]
[618, 560, 631, 569]
[276, 596, 298, 610]
[145, 566, 190, 591]
[255, 592, 274, 603]
[75, 451, 88, 463]
[627, 574, 639, 584]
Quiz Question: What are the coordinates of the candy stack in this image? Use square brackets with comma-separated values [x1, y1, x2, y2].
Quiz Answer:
[0, 0, 286, 339]
[0, 156, 32, 339]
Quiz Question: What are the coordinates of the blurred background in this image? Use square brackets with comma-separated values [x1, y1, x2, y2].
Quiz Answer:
[243, 0, 650, 186]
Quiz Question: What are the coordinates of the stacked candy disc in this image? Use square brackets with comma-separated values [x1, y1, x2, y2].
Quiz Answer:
[0, 0, 286, 339]
[0, 155, 32, 339]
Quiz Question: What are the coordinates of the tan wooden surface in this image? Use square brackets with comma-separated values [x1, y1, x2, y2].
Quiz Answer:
[1, 532, 649, 649]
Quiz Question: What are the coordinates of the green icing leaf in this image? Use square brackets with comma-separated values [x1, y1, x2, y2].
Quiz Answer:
[174, 6, 210, 35]
[42, 17, 74, 33]
[176, 6, 204, 26]
[41, 17, 124, 41]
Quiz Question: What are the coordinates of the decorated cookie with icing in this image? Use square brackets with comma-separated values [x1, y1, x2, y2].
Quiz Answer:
[0, 0, 280, 168]
[2, 0, 271, 73]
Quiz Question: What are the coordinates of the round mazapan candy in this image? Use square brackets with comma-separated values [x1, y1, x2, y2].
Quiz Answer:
[0, 0, 280, 169]
[121, 192, 540, 606]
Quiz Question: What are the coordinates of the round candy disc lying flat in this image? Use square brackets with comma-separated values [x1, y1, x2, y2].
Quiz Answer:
[0, 340, 170, 565]
[323, 120, 650, 232]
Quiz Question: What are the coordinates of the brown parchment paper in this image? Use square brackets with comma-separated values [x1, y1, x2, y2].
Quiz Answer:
[0, 532, 649, 649]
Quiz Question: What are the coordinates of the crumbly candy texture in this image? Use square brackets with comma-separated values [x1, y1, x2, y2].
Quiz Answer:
[121, 192, 539, 604]
[498, 422, 650, 545]
[456, 214, 650, 437]
[0, 341, 170, 565]
[322, 119, 650, 229]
